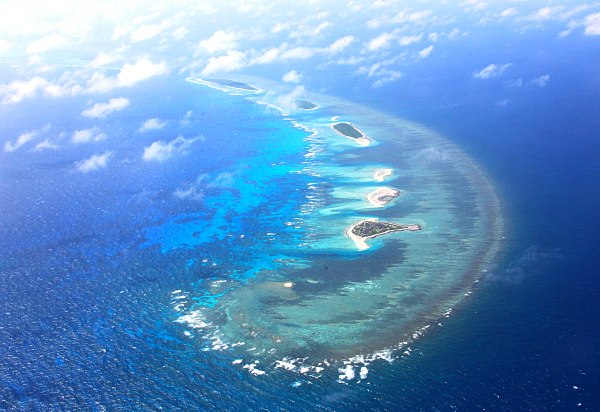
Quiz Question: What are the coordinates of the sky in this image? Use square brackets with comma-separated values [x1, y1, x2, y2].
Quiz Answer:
[0, 0, 599, 107]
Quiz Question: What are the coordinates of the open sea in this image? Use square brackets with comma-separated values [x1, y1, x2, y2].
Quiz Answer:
[1, 28, 599, 411]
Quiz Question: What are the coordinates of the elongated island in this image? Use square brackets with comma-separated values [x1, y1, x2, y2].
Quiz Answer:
[331, 122, 371, 146]
[195, 78, 261, 91]
[347, 219, 421, 250]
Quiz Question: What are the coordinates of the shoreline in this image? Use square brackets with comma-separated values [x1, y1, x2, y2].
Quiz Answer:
[346, 219, 421, 250]
[330, 122, 371, 146]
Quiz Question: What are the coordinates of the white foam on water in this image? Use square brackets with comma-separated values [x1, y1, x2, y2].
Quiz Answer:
[338, 365, 355, 381]
[359, 367, 369, 380]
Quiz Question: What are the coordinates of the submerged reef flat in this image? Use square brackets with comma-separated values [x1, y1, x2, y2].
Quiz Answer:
[331, 122, 371, 146]
[366, 187, 401, 207]
[294, 99, 318, 110]
[179, 75, 505, 369]
[195, 77, 260, 91]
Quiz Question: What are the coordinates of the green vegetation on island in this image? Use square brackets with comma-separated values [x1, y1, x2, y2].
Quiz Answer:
[201, 78, 259, 91]
[332, 122, 364, 139]
[351, 220, 421, 239]
[294, 99, 318, 110]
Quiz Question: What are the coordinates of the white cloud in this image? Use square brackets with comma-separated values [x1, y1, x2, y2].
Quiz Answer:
[112, 23, 133, 41]
[77, 151, 111, 173]
[522, 5, 589, 24]
[173, 26, 189, 41]
[461, 0, 486, 12]
[81, 97, 130, 118]
[117, 59, 169, 87]
[337, 56, 365, 65]
[0, 39, 11, 55]
[131, 19, 171, 42]
[86, 59, 169, 93]
[507, 78, 522, 88]
[399, 34, 422, 46]
[290, 22, 331, 38]
[525, 6, 564, 21]
[584, 12, 600, 35]
[4, 124, 50, 152]
[276, 85, 306, 108]
[0, 74, 84, 103]
[142, 136, 199, 162]
[280, 47, 315, 60]
[272, 22, 291, 33]
[367, 32, 395, 51]
[199, 35, 352, 75]
[209, 172, 236, 188]
[282, 70, 302, 83]
[473, 63, 512, 79]
[448, 28, 461, 40]
[372, 70, 402, 88]
[0, 58, 164, 103]
[173, 172, 236, 201]
[139, 118, 166, 132]
[0, 77, 49, 103]
[174, 185, 204, 201]
[531, 74, 550, 87]
[197, 30, 239, 54]
[72, 127, 106, 143]
[35, 139, 58, 151]
[356, 59, 403, 87]
[322, 36, 355, 54]
[418, 45, 434, 58]
[366, 31, 423, 51]
[500, 8, 518, 18]
[367, 10, 432, 29]
[253, 47, 281, 64]
[89, 52, 120, 68]
[26, 33, 68, 55]
[180, 111, 193, 127]
[201, 50, 247, 76]
[356, 63, 382, 77]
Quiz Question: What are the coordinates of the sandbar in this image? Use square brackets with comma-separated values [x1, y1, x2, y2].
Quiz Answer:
[366, 187, 401, 207]
[331, 122, 370, 146]
[346, 219, 420, 250]
[373, 169, 392, 182]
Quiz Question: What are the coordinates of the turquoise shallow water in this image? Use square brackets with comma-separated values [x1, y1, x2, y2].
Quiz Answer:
[164, 76, 505, 374]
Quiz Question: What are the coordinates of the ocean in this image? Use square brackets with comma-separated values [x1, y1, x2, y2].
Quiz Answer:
[1, 48, 599, 411]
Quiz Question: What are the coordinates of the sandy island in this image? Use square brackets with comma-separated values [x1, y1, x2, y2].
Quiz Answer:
[366, 187, 401, 207]
[331, 122, 370, 146]
[346, 219, 421, 250]
[374, 169, 392, 182]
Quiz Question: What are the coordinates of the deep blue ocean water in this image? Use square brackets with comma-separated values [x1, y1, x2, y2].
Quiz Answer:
[1, 29, 600, 411]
